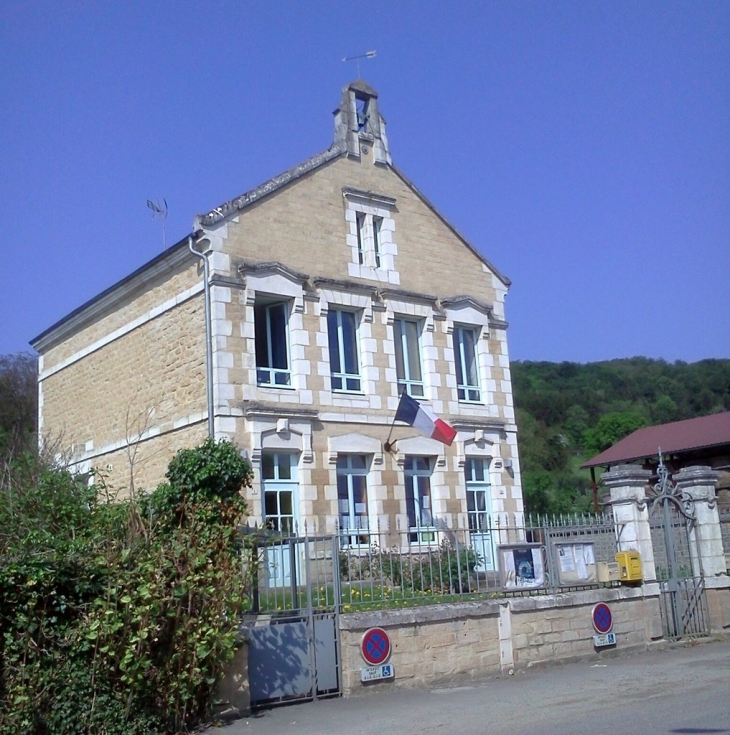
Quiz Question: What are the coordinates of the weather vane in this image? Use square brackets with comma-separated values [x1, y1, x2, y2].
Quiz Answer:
[342, 50, 376, 78]
[147, 198, 168, 250]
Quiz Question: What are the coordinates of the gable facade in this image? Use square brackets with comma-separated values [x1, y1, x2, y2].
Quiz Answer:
[32, 81, 523, 539]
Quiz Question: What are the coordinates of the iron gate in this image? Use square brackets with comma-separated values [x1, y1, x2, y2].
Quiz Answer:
[245, 532, 341, 709]
[647, 456, 709, 639]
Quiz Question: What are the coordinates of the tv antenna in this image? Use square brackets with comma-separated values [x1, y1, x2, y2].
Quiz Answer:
[342, 50, 376, 78]
[147, 198, 168, 249]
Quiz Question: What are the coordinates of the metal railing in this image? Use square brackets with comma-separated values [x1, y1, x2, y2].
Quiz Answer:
[242, 513, 619, 614]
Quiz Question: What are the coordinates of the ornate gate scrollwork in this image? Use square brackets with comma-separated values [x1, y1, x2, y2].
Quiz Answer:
[644, 452, 696, 523]
[645, 451, 708, 638]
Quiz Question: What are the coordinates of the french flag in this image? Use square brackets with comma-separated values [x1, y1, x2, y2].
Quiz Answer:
[394, 393, 457, 446]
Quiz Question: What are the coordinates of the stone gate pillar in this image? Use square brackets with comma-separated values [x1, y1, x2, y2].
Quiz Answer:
[601, 465, 657, 582]
[674, 466, 726, 577]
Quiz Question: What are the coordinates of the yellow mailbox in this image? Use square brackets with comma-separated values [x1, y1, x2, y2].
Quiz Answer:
[615, 550, 642, 582]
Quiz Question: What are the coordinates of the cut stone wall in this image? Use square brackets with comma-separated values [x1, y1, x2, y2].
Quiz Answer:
[506, 587, 662, 670]
[217, 638, 251, 719]
[340, 602, 501, 694]
[216, 156, 506, 310]
[705, 577, 730, 634]
[40, 293, 208, 494]
[339, 586, 663, 696]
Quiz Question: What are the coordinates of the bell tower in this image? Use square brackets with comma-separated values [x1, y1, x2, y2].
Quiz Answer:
[333, 80, 392, 166]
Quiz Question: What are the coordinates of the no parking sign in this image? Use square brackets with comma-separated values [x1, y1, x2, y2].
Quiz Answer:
[592, 603, 613, 634]
[591, 603, 617, 648]
[361, 627, 391, 666]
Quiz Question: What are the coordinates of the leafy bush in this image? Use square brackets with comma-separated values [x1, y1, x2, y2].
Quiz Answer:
[0, 438, 252, 734]
[378, 542, 481, 594]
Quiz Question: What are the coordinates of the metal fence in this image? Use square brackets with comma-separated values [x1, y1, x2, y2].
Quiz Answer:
[243, 513, 619, 614]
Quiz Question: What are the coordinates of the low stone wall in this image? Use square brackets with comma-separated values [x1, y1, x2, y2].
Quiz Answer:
[705, 577, 730, 634]
[340, 585, 664, 695]
[340, 601, 501, 694]
[219, 581, 727, 707]
[216, 639, 251, 719]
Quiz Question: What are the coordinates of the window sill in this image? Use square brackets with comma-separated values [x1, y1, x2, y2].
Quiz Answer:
[257, 384, 296, 391]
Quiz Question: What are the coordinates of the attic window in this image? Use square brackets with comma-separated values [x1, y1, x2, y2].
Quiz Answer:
[343, 188, 399, 284]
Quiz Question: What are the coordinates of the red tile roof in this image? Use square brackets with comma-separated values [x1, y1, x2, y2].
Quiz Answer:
[581, 411, 730, 468]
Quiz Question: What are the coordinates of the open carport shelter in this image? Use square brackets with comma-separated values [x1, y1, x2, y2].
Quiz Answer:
[582, 411, 730, 511]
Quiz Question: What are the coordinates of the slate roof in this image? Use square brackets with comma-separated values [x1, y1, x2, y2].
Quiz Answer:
[581, 411, 730, 468]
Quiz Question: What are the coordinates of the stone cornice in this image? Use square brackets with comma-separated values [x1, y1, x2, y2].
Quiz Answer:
[450, 417, 507, 432]
[440, 295, 493, 315]
[210, 274, 245, 290]
[341, 187, 397, 209]
[242, 402, 319, 421]
[378, 287, 438, 306]
[312, 277, 379, 297]
[237, 261, 311, 285]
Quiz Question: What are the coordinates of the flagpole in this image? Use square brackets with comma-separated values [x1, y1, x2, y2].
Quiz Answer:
[384, 390, 406, 453]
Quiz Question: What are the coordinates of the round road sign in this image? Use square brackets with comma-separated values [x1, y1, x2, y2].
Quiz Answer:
[361, 627, 391, 666]
[592, 603, 613, 634]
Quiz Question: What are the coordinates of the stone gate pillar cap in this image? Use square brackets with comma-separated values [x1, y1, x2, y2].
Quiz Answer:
[600, 464, 653, 488]
[673, 465, 719, 487]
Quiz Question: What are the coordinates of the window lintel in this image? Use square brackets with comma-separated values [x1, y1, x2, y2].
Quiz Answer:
[342, 187, 396, 210]
[328, 433, 383, 465]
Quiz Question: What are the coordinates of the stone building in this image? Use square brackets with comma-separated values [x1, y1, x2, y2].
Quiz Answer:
[31, 80, 523, 547]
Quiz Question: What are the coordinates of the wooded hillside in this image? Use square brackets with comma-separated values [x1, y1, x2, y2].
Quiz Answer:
[513, 358, 730, 515]
[3, 352, 730, 518]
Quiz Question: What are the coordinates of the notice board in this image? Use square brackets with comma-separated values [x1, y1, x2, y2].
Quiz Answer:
[553, 542, 598, 585]
[498, 544, 546, 590]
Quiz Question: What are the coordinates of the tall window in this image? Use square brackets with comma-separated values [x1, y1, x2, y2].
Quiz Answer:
[394, 317, 424, 397]
[255, 301, 290, 386]
[465, 457, 494, 571]
[328, 309, 361, 392]
[454, 325, 481, 402]
[465, 458, 491, 533]
[262, 452, 296, 533]
[350, 210, 385, 269]
[405, 457, 435, 544]
[356, 213, 366, 265]
[337, 454, 369, 546]
[372, 217, 382, 268]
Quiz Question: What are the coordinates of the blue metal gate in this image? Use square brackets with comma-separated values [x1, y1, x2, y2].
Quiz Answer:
[246, 533, 341, 709]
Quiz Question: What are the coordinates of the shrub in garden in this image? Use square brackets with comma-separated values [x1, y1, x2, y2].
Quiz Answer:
[377, 542, 481, 595]
[0, 438, 252, 734]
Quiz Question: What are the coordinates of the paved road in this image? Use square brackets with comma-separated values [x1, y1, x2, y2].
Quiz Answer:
[212, 642, 730, 735]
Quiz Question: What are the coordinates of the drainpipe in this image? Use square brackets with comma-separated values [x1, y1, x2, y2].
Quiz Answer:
[188, 232, 214, 438]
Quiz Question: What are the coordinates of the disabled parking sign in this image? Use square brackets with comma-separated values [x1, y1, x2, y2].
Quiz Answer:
[361, 627, 391, 666]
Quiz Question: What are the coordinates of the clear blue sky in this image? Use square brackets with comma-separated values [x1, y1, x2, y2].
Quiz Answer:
[1, 1, 728, 363]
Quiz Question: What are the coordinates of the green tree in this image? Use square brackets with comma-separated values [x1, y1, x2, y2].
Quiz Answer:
[563, 404, 590, 449]
[652, 395, 679, 424]
[582, 411, 647, 455]
[0, 438, 253, 734]
[0, 353, 37, 462]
